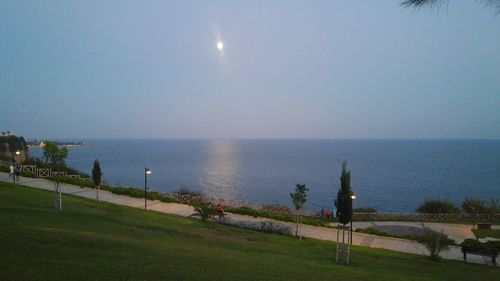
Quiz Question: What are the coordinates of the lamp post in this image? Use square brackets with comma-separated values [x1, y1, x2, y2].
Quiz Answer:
[350, 193, 356, 245]
[12, 150, 20, 184]
[144, 167, 152, 210]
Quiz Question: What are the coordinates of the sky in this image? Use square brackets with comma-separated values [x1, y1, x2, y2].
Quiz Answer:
[1, 0, 499, 139]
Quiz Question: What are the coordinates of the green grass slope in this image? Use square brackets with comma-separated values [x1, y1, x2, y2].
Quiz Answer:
[0, 181, 498, 281]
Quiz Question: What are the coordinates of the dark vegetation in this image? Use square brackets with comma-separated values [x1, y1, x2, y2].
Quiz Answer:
[473, 229, 500, 239]
[402, 0, 500, 13]
[463, 198, 500, 215]
[0, 135, 27, 161]
[462, 239, 500, 253]
[415, 199, 461, 213]
[353, 207, 377, 213]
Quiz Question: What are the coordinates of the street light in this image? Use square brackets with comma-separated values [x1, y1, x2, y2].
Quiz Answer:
[144, 167, 152, 210]
[12, 150, 20, 184]
[350, 193, 356, 245]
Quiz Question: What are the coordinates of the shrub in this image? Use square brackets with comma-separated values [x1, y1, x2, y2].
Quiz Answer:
[218, 217, 292, 236]
[66, 166, 90, 178]
[192, 203, 216, 221]
[461, 239, 500, 252]
[146, 191, 162, 200]
[20, 170, 36, 177]
[420, 227, 453, 260]
[108, 186, 144, 198]
[0, 165, 9, 173]
[48, 175, 94, 188]
[416, 199, 460, 213]
[226, 206, 265, 218]
[353, 207, 377, 213]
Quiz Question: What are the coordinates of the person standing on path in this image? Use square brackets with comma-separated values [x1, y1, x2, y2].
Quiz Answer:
[9, 164, 14, 180]
[14, 163, 20, 182]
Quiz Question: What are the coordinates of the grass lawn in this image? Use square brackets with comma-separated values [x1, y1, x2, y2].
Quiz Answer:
[473, 229, 500, 239]
[0, 181, 498, 281]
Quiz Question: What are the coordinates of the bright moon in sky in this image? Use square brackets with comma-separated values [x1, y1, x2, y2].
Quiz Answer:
[217, 42, 224, 50]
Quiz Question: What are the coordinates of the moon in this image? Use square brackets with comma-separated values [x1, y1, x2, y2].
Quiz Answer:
[217, 41, 224, 50]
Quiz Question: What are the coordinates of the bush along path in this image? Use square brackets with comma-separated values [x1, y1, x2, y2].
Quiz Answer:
[0, 172, 495, 266]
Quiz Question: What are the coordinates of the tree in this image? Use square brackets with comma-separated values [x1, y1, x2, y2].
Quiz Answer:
[335, 161, 352, 226]
[462, 197, 486, 229]
[0, 136, 28, 162]
[416, 199, 461, 213]
[43, 141, 68, 211]
[335, 161, 353, 263]
[402, 0, 500, 13]
[290, 183, 309, 238]
[41, 141, 68, 210]
[92, 159, 102, 202]
[486, 199, 500, 215]
[42, 141, 68, 170]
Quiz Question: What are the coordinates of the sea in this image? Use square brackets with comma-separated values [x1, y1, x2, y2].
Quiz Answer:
[29, 139, 500, 212]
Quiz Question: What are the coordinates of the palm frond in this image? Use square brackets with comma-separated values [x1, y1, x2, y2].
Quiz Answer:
[402, 0, 500, 13]
[402, 0, 447, 9]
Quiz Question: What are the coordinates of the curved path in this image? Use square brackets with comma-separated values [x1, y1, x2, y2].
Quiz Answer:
[0, 172, 495, 266]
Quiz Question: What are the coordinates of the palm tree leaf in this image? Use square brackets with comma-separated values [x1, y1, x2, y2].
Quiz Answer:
[402, 0, 500, 13]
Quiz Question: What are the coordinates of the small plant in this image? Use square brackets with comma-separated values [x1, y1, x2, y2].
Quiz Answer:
[192, 202, 216, 221]
[420, 227, 453, 261]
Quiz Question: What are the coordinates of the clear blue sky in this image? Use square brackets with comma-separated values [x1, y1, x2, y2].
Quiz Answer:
[1, 1, 499, 139]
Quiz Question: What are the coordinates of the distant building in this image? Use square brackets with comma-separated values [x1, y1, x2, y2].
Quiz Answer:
[0, 130, 13, 137]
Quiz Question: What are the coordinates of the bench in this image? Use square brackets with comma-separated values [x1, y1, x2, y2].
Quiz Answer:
[462, 246, 498, 264]
[477, 223, 492, 230]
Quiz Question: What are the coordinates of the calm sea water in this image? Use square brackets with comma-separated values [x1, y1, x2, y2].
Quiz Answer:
[30, 139, 500, 212]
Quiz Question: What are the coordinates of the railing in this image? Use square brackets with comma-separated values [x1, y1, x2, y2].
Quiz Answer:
[3, 164, 93, 183]
[163, 192, 318, 216]
[353, 212, 500, 222]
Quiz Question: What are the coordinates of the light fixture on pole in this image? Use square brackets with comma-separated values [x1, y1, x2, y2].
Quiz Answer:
[350, 193, 356, 245]
[144, 167, 152, 210]
[12, 150, 20, 184]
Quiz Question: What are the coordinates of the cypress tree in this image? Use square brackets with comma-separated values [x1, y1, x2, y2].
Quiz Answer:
[92, 159, 102, 187]
[335, 161, 352, 226]
[92, 159, 102, 202]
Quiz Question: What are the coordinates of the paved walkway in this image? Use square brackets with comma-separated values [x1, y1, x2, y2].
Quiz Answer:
[350, 221, 477, 243]
[0, 173, 495, 266]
